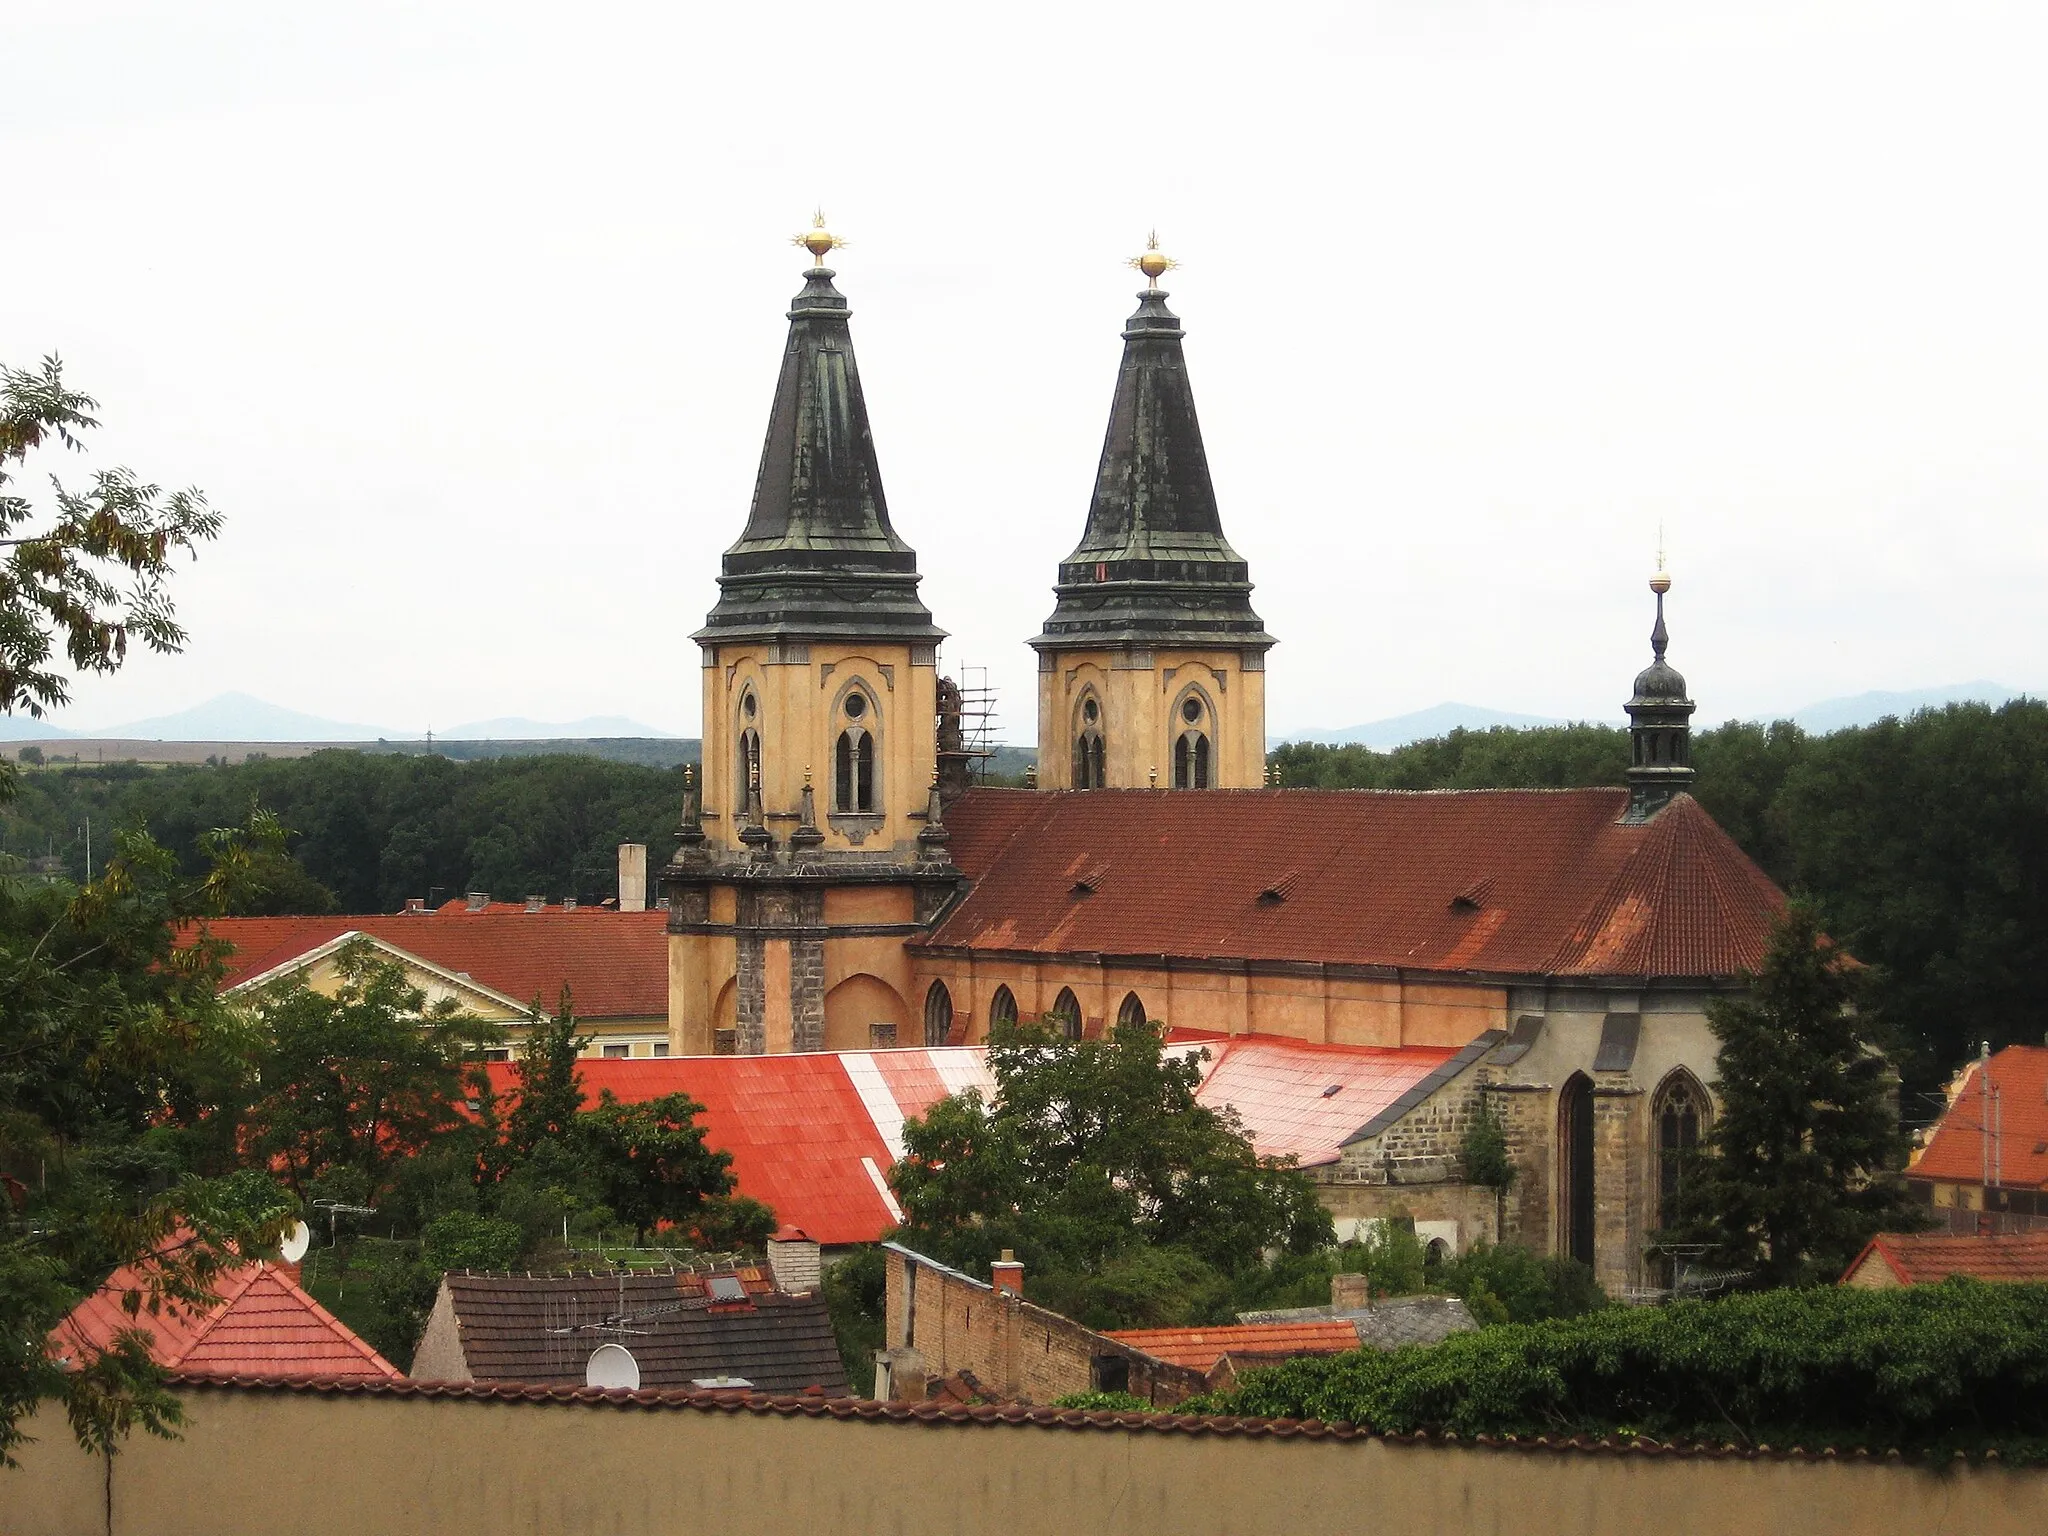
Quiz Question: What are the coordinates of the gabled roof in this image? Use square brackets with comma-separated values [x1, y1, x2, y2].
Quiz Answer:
[433, 1269, 847, 1395]
[185, 908, 668, 1020]
[1912, 1046, 2048, 1189]
[932, 788, 1784, 982]
[56, 1259, 399, 1381]
[1843, 1230, 2048, 1286]
[1103, 1322, 1360, 1373]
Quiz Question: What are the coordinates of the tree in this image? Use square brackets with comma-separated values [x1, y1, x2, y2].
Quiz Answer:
[573, 1091, 735, 1246]
[505, 986, 590, 1160]
[240, 942, 500, 1200]
[0, 356, 221, 722]
[890, 1018, 1335, 1327]
[1459, 1096, 1517, 1241]
[1661, 904, 1923, 1287]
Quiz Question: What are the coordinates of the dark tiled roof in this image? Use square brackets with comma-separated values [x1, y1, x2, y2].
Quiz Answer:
[439, 1269, 847, 1396]
[934, 788, 1783, 982]
[186, 909, 669, 1020]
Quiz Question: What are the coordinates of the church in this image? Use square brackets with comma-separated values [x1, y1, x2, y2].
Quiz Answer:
[661, 222, 1787, 1296]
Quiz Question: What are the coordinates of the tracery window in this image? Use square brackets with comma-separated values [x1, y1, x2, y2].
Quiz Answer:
[1172, 695, 1212, 789]
[924, 981, 954, 1047]
[834, 688, 877, 812]
[1116, 991, 1148, 1031]
[1073, 695, 1106, 788]
[1049, 987, 1082, 1042]
[1654, 1072, 1709, 1231]
[989, 985, 1018, 1030]
[736, 691, 762, 816]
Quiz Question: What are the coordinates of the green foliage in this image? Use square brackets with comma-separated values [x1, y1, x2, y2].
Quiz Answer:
[15, 743, 41, 766]
[823, 1245, 886, 1396]
[505, 987, 589, 1160]
[0, 355, 222, 720]
[1051, 1390, 1153, 1412]
[572, 1091, 735, 1245]
[1458, 1101, 1516, 1194]
[1192, 1281, 2048, 1461]
[1438, 1243, 1607, 1325]
[685, 1194, 778, 1255]
[1349, 1220, 1429, 1300]
[421, 1211, 525, 1273]
[890, 1019, 1335, 1329]
[1663, 904, 1924, 1286]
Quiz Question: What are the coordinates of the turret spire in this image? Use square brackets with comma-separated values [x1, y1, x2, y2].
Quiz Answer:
[697, 224, 942, 645]
[1623, 563, 1696, 822]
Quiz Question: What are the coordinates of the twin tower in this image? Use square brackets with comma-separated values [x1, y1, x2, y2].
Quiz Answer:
[662, 227, 1275, 1053]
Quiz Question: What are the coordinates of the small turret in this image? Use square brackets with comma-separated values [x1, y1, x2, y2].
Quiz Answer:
[1623, 567, 1697, 822]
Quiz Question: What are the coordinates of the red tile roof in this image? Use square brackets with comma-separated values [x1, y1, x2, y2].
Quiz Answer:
[1912, 1046, 2048, 1189]
[56, 1258, 399, 1381]
[934, 788, 1784, 981]
[1844, 1230, 2048, 1286]
[1105, 1321, 1362, 1372]
[186, 909, 669, 1020]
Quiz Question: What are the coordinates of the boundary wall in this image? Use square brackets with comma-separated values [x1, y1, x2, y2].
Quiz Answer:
[6, 1378, 2047, 1536]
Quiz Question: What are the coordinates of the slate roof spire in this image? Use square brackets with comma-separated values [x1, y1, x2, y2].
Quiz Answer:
[1623, 565, 1697, 822]
[1032, 239, 1274, 654]
[697, 218, 942, 644]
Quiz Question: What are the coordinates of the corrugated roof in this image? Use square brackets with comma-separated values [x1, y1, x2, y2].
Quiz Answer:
[933, 788, 1784, 981]
[1104, 1322, 1361, 1372]
[187, 909, 669, 1020]
[1912, 1046, 2048, 1189]
[56, 1258, 399, 1381]
[436, 1269, 847, 1395]
[1846, 1230, 2048, 1286]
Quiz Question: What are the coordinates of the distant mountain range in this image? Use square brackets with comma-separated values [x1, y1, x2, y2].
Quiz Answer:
[1278, 682, 2029, 749]
[0, 692, 680, 742]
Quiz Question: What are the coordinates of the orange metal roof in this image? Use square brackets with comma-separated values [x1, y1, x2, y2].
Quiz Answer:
[1913, 1046, 2048, 1189]
[1104, 1321, 1361, 1372]
[1844, 1230, 2048, 1286]
[186, 908, 669, 1020]
[934, 787, 1785, 981]
[56, 1258, 399, 1381]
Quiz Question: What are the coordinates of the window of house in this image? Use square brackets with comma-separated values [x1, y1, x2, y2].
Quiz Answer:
[652, 1041, 670, 1058]
[1091, 1355, 1131, 1394]
[924, 981, 954, 1047]
[1173, 730, 1211, 789]
[602, 1043, 630, 1059]
[989, 985, 1018, 1029]
[482, 1047, 511, 1063]
[835, 728, 875, 812]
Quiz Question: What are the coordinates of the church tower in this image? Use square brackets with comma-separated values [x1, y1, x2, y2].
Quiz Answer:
[1622, 565, 1697, 821]
[1031, 237, 1275, 790]
[664, 219, 957, 1055]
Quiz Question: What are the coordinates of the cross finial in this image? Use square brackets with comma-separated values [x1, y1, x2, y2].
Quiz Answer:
[794, 209, 846, 268]
[1128, 230, 1178, 290]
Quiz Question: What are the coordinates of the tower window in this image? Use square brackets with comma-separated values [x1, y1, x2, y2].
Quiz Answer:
[835, 728, 876, 812]
[1074, 731, 1105, 789]
[737, 725, 762, 812]
[1082, 697, 1099, 725]
[1173, 730, 1211, 789]
[1181, 696, 1203, 725]
[844, 691, 866, 720]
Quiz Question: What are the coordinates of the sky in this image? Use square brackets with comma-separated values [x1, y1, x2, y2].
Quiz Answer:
[4, 2, 2044, 741]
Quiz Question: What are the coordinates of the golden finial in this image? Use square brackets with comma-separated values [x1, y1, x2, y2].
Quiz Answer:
[804, 764, 813, 787]
[793, 209, 845, 267]
[1650, 525, 1671, 595]
[1149, 765, 1159, 788]
[1127, 230, 1178, 290]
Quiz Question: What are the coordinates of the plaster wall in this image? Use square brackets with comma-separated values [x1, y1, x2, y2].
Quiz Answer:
[1035, 646, 1267, 790]
[9, 1389, 2047, 1536]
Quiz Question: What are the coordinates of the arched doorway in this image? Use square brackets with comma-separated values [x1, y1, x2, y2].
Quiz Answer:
[923, 981, 954, 1047]
[1049, 987, 1082, 1041]
[1558, 1073, 1596, 1269]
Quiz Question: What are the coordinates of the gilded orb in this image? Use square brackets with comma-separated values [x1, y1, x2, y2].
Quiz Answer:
[1649, 571, 1673, 595]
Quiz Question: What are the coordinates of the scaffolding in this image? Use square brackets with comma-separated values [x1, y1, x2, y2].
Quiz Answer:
[951, 664, 1001, 782]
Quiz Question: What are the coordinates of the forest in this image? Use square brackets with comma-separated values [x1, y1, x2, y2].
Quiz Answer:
[3, 697, 2043, 1094]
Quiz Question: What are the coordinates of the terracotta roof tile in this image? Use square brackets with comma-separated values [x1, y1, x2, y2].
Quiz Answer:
[1912, 1046, 2048, 1189]
[186, 909, 669, 1020]
[934, 788, 1784, 981]
[1845, 1230, 2048, 1285]
[1105, 1322, 1361, 1372]
[56, 1258, 399, 1381]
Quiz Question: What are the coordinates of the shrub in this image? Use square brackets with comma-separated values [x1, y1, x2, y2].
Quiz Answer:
[1192, 1280, 2048, 1461]
[1052, 1391, 1153, 1412]
[421, 1211, 524, 1273]
[1439, 1243, 1605, 1324]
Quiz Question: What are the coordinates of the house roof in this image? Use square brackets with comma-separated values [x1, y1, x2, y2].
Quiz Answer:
[1843, 1230, 2048, 1286]
[56, 1259, 399, 1381]
[932, 788, 1784, 982]
[1103, 1322, 1361, 1373]
[185, 908, 669, 1020]
[1912, 1046, 2048, 1189]
[435, 1269, 848, 1395]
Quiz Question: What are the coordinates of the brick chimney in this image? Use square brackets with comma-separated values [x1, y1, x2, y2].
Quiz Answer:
[404, 898, 425, 914]
[524, 894, 546, 913]
[991, 1250, 1023, 1297]
[618, 843, 647, 913]
[464, 891, 490, 913]
[1331, 1271, 1369, 1311]
[561, 896, 577, 913]
[766, 1225, 822, 1295]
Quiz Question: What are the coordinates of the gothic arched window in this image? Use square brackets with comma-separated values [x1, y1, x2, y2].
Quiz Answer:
[988, 985, 1018, 1030]
[1653, 1072, 1709, 1231]
[1173, 730, 1211, 789]
[735, 691, 762, 817]
[1073, 695, 1106, 789]
[1049, 987, 1082, 1041]
[1116, 991, 1148, 1031]
[1558, 1073, 1595, 1269]
[835, 729, 875, 812]
[923, 981, 954, 1048]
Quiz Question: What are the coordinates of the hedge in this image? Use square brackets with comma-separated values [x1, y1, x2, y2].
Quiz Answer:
[1187, 1280, 2048, 1461]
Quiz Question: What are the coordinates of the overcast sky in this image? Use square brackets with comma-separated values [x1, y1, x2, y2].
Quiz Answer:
[5, 2, 2044, 740]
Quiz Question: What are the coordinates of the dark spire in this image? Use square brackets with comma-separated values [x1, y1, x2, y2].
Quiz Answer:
[1623, 570, 1697, 822]
[1032, 242, 1273, 655]
[698, 222, 942, 645]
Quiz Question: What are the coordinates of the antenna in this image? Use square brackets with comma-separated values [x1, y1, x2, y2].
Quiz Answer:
[280, 1220, 312, 1264]
[585, 1343, 641, 1390]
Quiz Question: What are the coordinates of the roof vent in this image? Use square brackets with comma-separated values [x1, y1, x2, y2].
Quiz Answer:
[1070, 877, 1097, 896]
[706, 1274, 748, 1303]
[1450, 876, 1495, 914]
[691, 1375, 753, 1389]
[1258, 870, 1301, 904]
[1321, 1083, 1342, 1098]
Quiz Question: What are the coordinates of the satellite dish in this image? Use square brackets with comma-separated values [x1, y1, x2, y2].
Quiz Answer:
[586, 1343, 641, 1391]
[279, 1220, 312, 1264]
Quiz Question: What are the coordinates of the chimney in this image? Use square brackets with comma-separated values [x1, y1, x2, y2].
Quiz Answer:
[464, 891, 490, 913]
[991, 1249, 1023, 1298]
[404, 898, 425, 914]
[561, 896, 577, 913]
[524, 894, 546, 913]
[1331, 1271, 1369, 1312]
[618, 843, 647, 913]
[766, 1225, 822, 1295]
